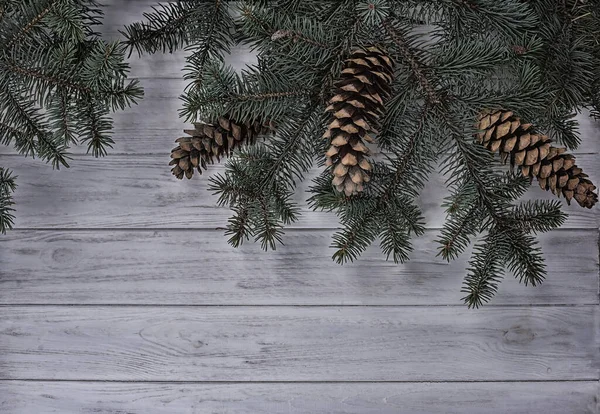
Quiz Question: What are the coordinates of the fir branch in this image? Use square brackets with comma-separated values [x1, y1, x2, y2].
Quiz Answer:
[0, 167, 16, 234]
[385, 13, 554, 306]
[261, 102, 321, 187]
[0, 120, 30, 148]
[437, 200, 481, 261]
[77, 96, 113, 157]
[461, 230, 505, 308]
[140, 0, 594, 306]
[1, 59, 92, 94]
[4, 0, 58, 50]
[509, 200, 567, 234]
[313, 104, 431, 264]
[181, 61, 313, 122]
[120, 1, 196, 56]
[48, 90, 76, 146]
[183, 0, 236, 90]
[0, 84, 50, 156]
[383, 19, 440, 105]
[269, 29, 329, 49]
[225, 203, 252, 247]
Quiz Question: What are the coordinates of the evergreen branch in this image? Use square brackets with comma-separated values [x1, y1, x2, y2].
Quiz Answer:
[379, 218, 412, 263]
[0, 0, 140, 232]
[461, 230, 505, 308]
[35, 132, 70, 169]
[124, 0, 595, 306]
[331, 210, 381, 264]
[315, 105, 431, 264]
[181, 61, 313, 122]
[48, 90, 76, 146]
[0, 167, 16, 234]
[238, 3, 336, 68]
[240, 2, 333, 50]
[225, 203, 251, 248]
[77, 96, 113, 157]
[0, 85, 50, 154]
[4, 0, 58, 50]
[1, 59, 92, 94]
[0, 120, 29, 148]
[121, 1, 196, 56]
[183, 0, 236, 90]
[384, 13, 554, 305]
[437, 199, 480, 261]
[260, 101, 321, 187]
[509, 200, 567, 234]
[385, 17, 504, 217]
[270, 29, 329, 49]
[500, 226, 546, 287]
[383, 19, 440, 104]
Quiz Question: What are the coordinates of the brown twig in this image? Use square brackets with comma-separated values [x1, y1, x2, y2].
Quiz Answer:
[383, 20, 440, 105]
[5, 1, 59, 49]
[3, 60, 92, 94]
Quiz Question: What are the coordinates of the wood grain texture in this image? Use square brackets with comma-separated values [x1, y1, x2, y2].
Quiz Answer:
[0, 230, 597, 306]
[1, 154, 597, 229]
[1, 381, 598, 414]
[1, 306, 597, 381]
[0, 0, 597, 409]
[1, 77, 598, 155]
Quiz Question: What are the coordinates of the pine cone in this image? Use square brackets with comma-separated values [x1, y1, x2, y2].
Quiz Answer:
[170, 116, 275, 179]
[324, 46, 394, 196]
[477, 110, 597, 208]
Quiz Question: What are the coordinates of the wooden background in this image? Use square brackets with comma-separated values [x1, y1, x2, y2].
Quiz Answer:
[1, 1, 599, 412]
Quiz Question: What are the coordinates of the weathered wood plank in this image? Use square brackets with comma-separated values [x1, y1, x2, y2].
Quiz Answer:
[2, 77, 598, 155]
[1, 380, 598, 414]
[0, 306, 597, 381]
[1, 154, 597, 229]
[0, 230, 597, 306]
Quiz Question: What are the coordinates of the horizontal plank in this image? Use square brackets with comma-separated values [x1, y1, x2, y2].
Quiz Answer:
[1, 381, 598, 414]
[2, 77, 599, 155]
[0, 230, 597, 306]
[0, 306, 597, 381]
[1, 154, 597, 229]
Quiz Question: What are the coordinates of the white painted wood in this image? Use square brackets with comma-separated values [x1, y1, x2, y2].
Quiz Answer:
[0, 306, 596, 381]
[2, 78, 599, 155]
[1, 380, 598, 414]
[0, 0, 597, 409]
[1, 154, 597, 229]
[0, 230, 597, 306]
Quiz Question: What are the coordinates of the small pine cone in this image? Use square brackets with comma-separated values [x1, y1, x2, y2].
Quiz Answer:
[477, 110, 597, 208]
[169, 116, 275, 179]
[324, 46, 394, 196]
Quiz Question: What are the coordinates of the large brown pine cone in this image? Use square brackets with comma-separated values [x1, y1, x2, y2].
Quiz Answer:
[324, 46, 394, 196]
[477, 110, 597, 208]
[170, 117, 275, 179]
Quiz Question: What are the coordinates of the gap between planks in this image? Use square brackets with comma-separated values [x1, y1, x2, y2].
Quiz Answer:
[7, 227, 600, 231]
[0, 379, 596, 384]
[0, 303, 597, 308]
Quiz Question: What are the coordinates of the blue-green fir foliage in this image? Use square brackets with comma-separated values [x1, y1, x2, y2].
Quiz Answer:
[0, 0, 143, 232]
[124, 0, 597, 307]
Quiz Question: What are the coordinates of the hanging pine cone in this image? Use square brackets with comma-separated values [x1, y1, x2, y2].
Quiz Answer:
[477, 110, 597, 208]
[324, 46, 394, 196]
[170, 116, 275, 179]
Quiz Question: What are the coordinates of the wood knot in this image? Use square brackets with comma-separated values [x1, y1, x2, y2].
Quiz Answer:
[502, 324, 536, 345]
